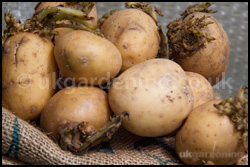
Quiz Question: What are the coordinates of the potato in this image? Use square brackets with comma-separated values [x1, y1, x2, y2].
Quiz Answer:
[185, 71, 214, 109]
[40, 86, 112, 137]
[2, 99, 10, 110]
[214, 91, 222, 101]
[2, 32, 58, 121]
[176, 100, 245, 165]
[34, 2, 98, 41]
[108, 59, 194, 137]
[169, 12, 230, 85]
[100, 9, 160, 72]
[54, 30, 122, 85]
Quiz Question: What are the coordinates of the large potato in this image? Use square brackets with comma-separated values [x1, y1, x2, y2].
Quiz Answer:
[186, 71, 214, 109]
[108, 59, 194, 137]
[169, 13, 230, 85]
[176, 100, 245, 165]
[2, 32, 58, 121]
[101, 9, 160, 72]
[40, 86, 112, 136]
[54, 30, 122, 85]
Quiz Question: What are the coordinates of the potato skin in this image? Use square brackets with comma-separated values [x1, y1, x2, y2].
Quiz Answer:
[54, 30, 122, 85]
[186, 72, 214, 109]
[170, 13, 230, 85]
[40, 87, 112, 136]
[2, 32, 58, 121]
[176, 100, 245, 165]
[35, 2, 68, 13]
[101, 9, 160, 72]
[108, 59, 194, 137]
[35, 2, 98, 41]
[2, 99, 10, 110]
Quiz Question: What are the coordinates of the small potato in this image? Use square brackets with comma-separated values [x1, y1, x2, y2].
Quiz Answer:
[101, 9, 160, 72]
[169, 13, 230, 85]
[176, 100, 245, 165]
[40, 86, 112, 137]
[108, 59, 194, 137]
[54, 30, 122, 85]
[185, 72, 214, 109]
[2, 32, 58, 121]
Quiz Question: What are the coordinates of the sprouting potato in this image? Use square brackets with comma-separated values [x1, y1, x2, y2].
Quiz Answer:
[34, 2, 98, 42]
[167, 3, 230, 85]
[40, 86, 112, 136]
[186, 71, 214, 109]
[39, 86, 129, 154]
[2, 32, 58, 121]
[108, 59, 194, 137]
[176, 87, 248, 165]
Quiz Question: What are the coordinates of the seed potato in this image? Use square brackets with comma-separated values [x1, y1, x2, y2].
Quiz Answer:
[101, 9, 160, 72]
[54, 30, 122, 85]
[186, 71, 214, 109]
[40, 86, 112, 137]
[170, 13, 230, 85]
[34, 2, 98, 42]
[176, 100, 245, 165]
[2, 32, 58, 121]
[108, 59, 194, 137]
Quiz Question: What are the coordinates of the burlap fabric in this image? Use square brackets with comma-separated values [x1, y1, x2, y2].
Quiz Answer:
[2, 155, 28, 165]
[2, 107, 248, 165]
[2, 107, 181, 165]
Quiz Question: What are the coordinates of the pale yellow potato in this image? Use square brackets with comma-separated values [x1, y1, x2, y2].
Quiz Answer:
[54, 30, 122, 85]
[108, 59, 194, 137]
[176, 100, 245, 165]
[34, 2, 98, 42]
[170, 13, 230, 85]
[40, 86, 112, 136]
[101, 9, 160, 72]
[185, 72, 214, 109]
[2, 32, 58, 121]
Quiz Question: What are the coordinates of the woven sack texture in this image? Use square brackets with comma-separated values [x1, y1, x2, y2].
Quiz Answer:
[2, 155, 28, 165]
[2, 107, 248, 165]
[2, 107, 182, 165]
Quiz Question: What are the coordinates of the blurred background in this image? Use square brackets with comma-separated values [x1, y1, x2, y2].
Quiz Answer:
[2, 2, 248, 98]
